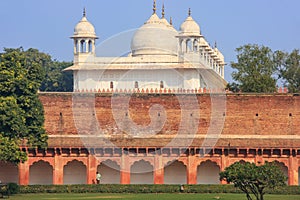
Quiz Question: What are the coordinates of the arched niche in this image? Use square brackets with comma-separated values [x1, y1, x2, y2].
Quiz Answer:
[164, 160, 186, 184]
[63, 160, 87, 184]
[273, 161, 289, 184]
[298, 167, 300, 186]
[197, 160, 220, 184]
[29, 160, 53, 185]
[130, 160, 153, 184]
[97, 160, 120, 184]
[0, 161, 18, 184]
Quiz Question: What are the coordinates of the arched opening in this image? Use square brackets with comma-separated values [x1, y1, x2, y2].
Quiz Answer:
[186, 39, 192, 52]
[193, 39, 198, 52]
[130, 160, 153, 184]
[88, 40, 93, 52]
[63, 160, 86, 184]
[273, 161, 288, 184]
[298, 167, 300, 186]
[29, 160, 53, 185]
[197, 160, 220, 184]
[80, 40, 86, 53]
[0, 161, 18, 184]
[97, 160, 120, 184]
[164, 160, 186, 184]
[110, 81, 114, 89]
[75, 40, 79, 53]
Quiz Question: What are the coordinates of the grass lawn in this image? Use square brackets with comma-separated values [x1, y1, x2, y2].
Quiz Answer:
[7, 193, 300, 200]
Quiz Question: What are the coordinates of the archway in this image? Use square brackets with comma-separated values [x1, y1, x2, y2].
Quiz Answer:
[0, 161, 18, 183]
[29, 160, 53, 185]
[63, 160, 86, 184]
[298, 167, 300, 186]
[97, 160, 120, 184]
[164, 160, 186, 184]
[197, 160, 220, 184]
[273, 161, 288, 184]
[130, 160, 153, 184]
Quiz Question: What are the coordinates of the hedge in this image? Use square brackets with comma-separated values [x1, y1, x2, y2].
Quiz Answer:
[5, 184, 298, 195]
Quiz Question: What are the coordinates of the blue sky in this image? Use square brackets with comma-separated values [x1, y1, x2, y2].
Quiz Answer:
[0, 0, 299, 82]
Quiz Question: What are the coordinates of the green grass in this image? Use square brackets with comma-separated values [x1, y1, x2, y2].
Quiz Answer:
[7, 193, 300, 200]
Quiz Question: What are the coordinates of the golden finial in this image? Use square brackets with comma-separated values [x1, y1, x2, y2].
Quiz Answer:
[188, 8, 191, 16]
[153, 0, 157, 14]
[162, 4, 165, 18]
[169, 17, 173, 25]
[83, 7, 86, 17]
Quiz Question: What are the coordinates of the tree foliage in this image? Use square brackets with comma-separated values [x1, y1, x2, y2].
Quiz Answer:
[0, 48, 48, 163]
[278, 49, 300, 93]
[40, 60, 73, 92]
[220, 161, 287, 200]
[231, 44, 281, 93]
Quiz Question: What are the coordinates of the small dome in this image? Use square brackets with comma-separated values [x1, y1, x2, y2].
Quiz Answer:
[72, 12, 97, 38]
[131, 13, 178, 56]
[179, 9, 201, 36]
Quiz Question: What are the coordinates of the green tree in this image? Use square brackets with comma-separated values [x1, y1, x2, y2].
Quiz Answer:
[231, 44, 281, 93]
[40, 60, 73, 92]
[0, 47, 48, 164]
[279, 49, 300, 93]
[220, 161, 287, 200]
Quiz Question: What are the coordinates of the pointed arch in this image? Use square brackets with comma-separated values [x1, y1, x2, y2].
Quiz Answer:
[186, 39, 192, 52]
[80, 40, 86, 53]
[0, 161, 18, 184]
[273, 161, 288, 184]
[29, 160, 53, 185]
[193, 39, 198, 52]
[197, 160, 220, 184]
[88, 40, 93, 53]
[298, 167, 300, 186]
[130, 160, 153, 184]
[63, 160, 87, 184]
[164, 160, 186, 184]
[97, 160, 120, 184]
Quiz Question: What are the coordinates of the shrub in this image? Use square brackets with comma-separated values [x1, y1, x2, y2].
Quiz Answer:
[17, 184, 300, 195]
[7, 183, 19, 194]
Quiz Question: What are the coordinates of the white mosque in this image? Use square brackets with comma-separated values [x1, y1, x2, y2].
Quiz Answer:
[66, 1, 226, 92]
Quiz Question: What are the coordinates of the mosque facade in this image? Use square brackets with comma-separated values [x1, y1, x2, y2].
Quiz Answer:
[0, 2, 299, 186]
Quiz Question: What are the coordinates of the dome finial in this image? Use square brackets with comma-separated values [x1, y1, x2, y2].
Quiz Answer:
[188, 8, 191, 16]
[162, 4, 165, 18]
[153, 0, 157, 14]
[215, 41, 217, 48]
[83, 7, 86, 17]
[169, 17, 173, 25]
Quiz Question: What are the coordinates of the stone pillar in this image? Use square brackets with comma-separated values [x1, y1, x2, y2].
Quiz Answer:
[187, 155, 197, 184]
[53, 154, 63, 184]
[87, 154, 97, 184]
[220, 154, 229, 184]
[154, 155, 164, 184]
[288, 156, 298, 185]
[120, 153, 130, 184]
[19, 161, 29, 185]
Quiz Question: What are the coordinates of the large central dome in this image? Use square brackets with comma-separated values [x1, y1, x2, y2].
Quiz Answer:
[131, 13, 178, 57]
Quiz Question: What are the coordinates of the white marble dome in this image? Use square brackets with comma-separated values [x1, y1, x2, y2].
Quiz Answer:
[180, 14, 201, 37]
[73, 14, 97, 38]
[131, 13, 178, 56]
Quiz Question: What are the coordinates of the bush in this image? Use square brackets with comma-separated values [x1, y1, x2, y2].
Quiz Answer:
[7, 183, 19, 194]
[17, 184, 300, 195]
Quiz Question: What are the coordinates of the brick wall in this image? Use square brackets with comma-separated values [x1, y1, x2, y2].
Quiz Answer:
[39, 93, 300, 148]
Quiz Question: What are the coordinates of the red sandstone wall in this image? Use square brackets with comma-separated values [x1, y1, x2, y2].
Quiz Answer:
[39, 93, 300, 148]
